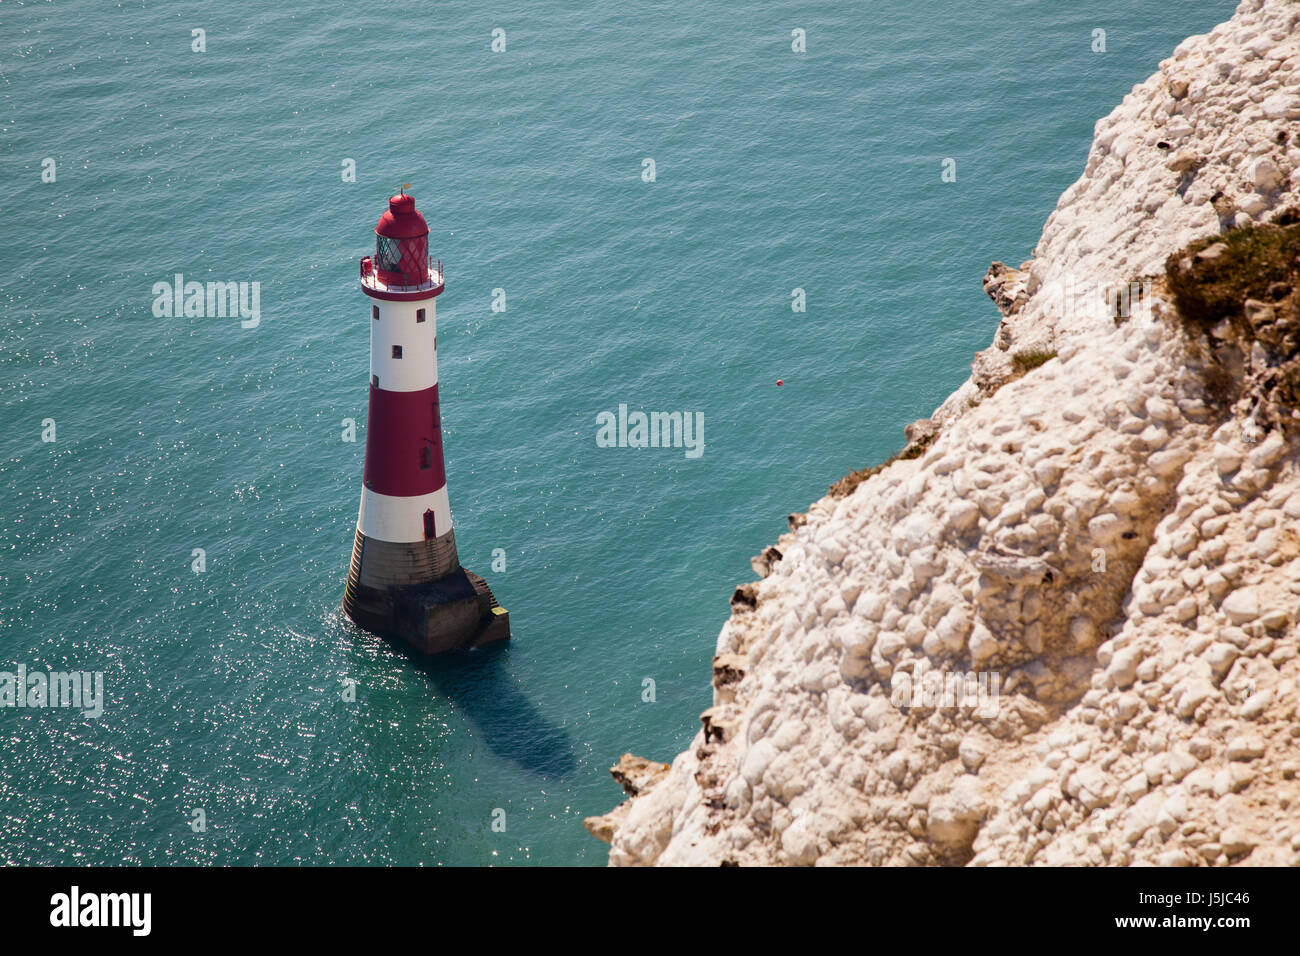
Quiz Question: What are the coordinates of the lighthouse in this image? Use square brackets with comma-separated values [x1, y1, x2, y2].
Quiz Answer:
[342, 190, 510, 654]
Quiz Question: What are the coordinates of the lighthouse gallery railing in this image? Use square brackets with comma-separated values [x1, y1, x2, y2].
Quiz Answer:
[359, 255, 443, 292]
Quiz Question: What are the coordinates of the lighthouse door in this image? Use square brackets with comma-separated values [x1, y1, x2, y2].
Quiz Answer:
[423, 509, 436, 540]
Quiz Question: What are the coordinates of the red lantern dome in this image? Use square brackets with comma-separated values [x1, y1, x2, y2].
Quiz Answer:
[374, 193, 428, 285]
[359, 192, 443, 299]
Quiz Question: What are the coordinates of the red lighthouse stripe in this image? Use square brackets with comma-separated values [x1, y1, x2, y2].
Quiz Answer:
[363, 383, 447, 498]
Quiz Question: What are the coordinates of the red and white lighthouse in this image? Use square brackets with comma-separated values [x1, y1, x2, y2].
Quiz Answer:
[342, 191, 509, 653]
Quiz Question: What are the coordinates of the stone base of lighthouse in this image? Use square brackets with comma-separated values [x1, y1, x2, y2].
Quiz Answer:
[342, 528, 510, 654]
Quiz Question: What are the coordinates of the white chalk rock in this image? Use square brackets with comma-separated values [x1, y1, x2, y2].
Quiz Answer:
[1221, 587, 1261, 624]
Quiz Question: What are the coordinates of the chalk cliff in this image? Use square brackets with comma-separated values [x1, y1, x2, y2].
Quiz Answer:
[589, 0, 1300, 866]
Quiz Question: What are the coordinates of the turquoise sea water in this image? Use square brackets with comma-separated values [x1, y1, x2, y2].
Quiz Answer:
[0, 0, 1234, 865]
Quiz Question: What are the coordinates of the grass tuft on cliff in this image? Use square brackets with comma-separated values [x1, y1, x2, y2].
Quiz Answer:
[1011, 349, 1058, 374]
[1166, 207, 1300, 423]
[1166, 206, 1300, 331]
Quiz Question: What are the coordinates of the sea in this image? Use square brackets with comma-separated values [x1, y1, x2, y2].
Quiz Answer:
[0, 0, 1234, 864]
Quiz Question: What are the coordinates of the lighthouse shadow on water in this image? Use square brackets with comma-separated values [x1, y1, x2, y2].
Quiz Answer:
[383, 638, 577, 779]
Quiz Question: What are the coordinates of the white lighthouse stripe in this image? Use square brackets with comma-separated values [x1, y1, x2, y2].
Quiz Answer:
[358, 484, 453, 543]
[370, 297, 439, 392]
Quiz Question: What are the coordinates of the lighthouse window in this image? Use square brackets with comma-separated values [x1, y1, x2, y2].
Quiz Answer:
[392, 345, 403, 359]
[416, 308, 426, 323]
[371, 374, 378, 388]
[376, 234, 403, 271]
[371, 305, 379, 320]
[420, 447, 432, 470]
